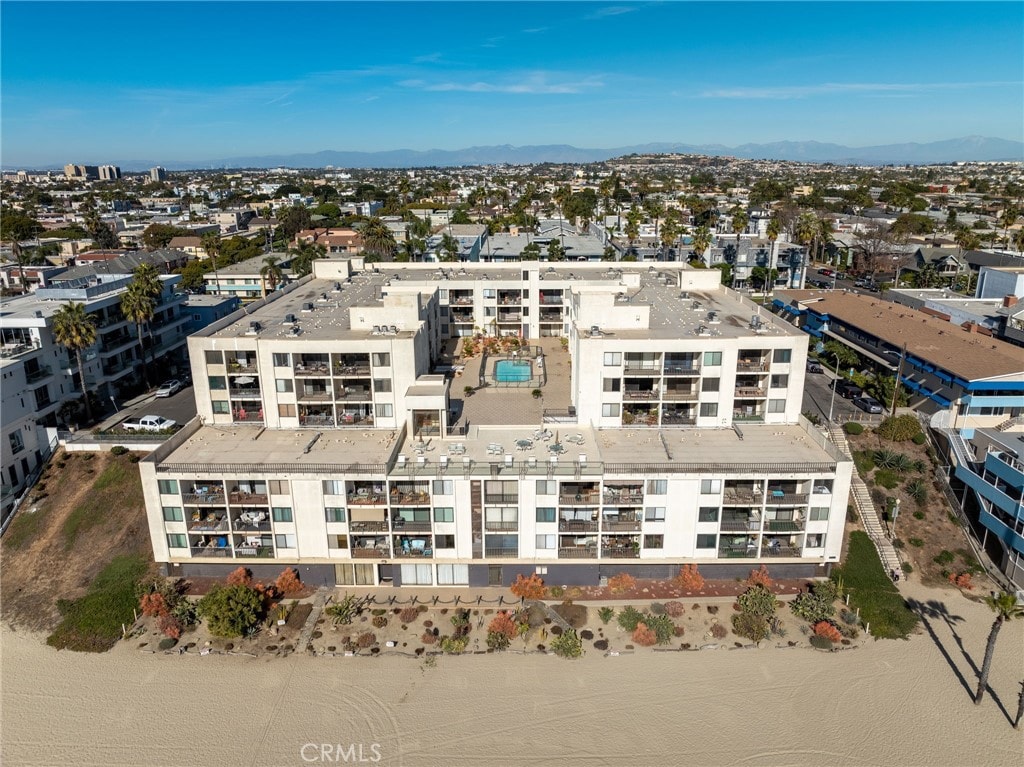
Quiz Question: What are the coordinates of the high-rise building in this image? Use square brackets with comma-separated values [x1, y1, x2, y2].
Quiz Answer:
[150, 167, 167, 182]
[98, 165, 121, 181]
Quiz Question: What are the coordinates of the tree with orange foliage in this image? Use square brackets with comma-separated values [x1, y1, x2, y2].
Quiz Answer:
[487, 611, 520, 641]
[632, 622, 658, 646]
[948, 571, 974, 590]
[226, 566, 253, 587]
[745, 565, 774, 591]
[676, 564, 705, 592]
[510, 573, 546, 600]
[812, 620, 842, 642]
[140, 592, 170, 618]
[607, 572, 636, 595]
[158, 614, 182, 639]
[275, 567, 302, 595]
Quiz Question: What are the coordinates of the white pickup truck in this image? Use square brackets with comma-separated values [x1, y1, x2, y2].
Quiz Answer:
[120, 415, 177, 432]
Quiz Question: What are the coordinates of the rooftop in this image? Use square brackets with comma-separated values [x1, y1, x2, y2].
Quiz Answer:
[776, 289, 1024, 381]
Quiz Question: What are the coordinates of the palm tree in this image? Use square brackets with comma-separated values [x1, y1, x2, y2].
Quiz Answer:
[259, 255, 284, 298]
[817, 215, 835, 264]
[1014, 228, 1024, 255]
[644, 198, 665, 239]
[52, 301, 97, 424]
[999, 205, 1018, 248]
[975, 592, 1024, 705]
[361, 217, 397, 261]
[439, 233, 460, 262]
[624, 209, 641, 255]
[201, 232, 222, 293]
[289, 239, 325, 276]
[690, 225, 712, 264]
[766, 216, 782, 287]
[660, 219, 680, 260]
[121, 286, 156, 387]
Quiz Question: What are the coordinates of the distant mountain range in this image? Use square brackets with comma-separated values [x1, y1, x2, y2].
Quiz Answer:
[17, 136, 1024, 171]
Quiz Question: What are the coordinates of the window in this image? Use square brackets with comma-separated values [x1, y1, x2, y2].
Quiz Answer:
[272, 353, 290, 367]
[353, 563, 374, 585]
[438, 288, 449, 300]
[432, 480, 453, 495]
[192, 313, 202, 321]
[325, 507, 346, 523]
[644, 534, 664, 549]
[375, 404, 393, 418]
[701, 377, 720, 393]
[162, 506, 183, 522]
[536, 507, 556, 523]
[208, 376, 226, 390]
[434, 534, 456, 548]
[602, 403, 621, 417]
[401, 563, 433, 585]
[372, 352, 391, 367]
[699, 402, 718, 417]
[269, 479, 288, 495]
[700, 479, 722, 494]
[167, 534, 187, 549]
[695, 533, 717, 549]
[278, 404, 296, 417]
[698, 506, 719, 523]
[275, 378, 293, 393]
[483, 289, 496, 299]
[436, 563, 468, 585]
[158, 479, 178, 495]
[272, 507, 293, 522]
[603, 377, 621, 392]
[773, 349, 792, 364]
[806, 533, 825, 548]
[603, 352, 622, 366]
[644, 507, 666, 521]
[373, 378, 392, 393]
[703, 351, 722, 366]
[329, 534, 348, 549]
[536, 534, 556, 549]
[433, 507, 454, 523]
[275, 534, 296, 548]
[810, 507, 830, 521]
[767, 399, 787, 413]
[770, 374, 789, 389]
[646, 479, 667, 495]
[205, 350, 223, 365]
[322, 480, 346, 495]
[485, 507, 518, 526]
[212, 400, 230, 414]
[536, 480, 556, 495]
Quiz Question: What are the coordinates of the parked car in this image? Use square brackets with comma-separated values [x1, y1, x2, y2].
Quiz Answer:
[156, 379, 182, 397]
[817, 268, 834, 276]
[852, 396, 884, 414]
[832, 380, 863, 399]
[806, 360, 824, 373]
[121, 415, 178, 432]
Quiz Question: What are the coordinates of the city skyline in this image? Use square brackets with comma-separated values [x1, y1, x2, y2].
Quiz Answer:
[1, 1, 1022, 166]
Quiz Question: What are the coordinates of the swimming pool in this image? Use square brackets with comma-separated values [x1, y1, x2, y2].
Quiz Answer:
[494, 359, 532, 383]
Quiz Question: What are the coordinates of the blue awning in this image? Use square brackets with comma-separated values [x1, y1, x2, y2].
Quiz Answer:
[933, 393, 952, 407]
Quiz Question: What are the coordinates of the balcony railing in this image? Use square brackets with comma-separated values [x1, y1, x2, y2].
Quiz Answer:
[390, 491, 430, 505]
[732, 414, 765, 423]
[232, 519, 271, 532]
[336, 388, 372, 400]
[623, 390, 659, 400]
[298, 390, 333, 402]
[718, 545, 758, 558]
[663, 364, 700, 376]
[294, 364, 331, 377]
[661, 415, 696, 426]
[559, 493, 600, 505]
[393, 547, 433, 558]
[602, 520, 641, 532]
[485, 548, 519, 558]
[720, 518, 760, 532]
[226, 361, 257, 373]
[182, 492, 225, 505]
[347, 493, 387, 506]
[334, 364, 371, 376]
[558, 547, 597, 559]
[484, 494, 519, 504]
[229, 492, 268, 505]
[723, 491, 761, 505]
[229, 388, 262, 398]
[235, 546, 275, 558]
[233, 412, 264, 423]
[338, 414, 374, 427]
[190, 546, 231, 558]
[603, 491, 643, 505]
[734, 387, 767, 398]
[450, 296, 474, 305]
[558, 519, 598, 532]
[762, 545, 801, 557]
[764, 519, 805, 532]
[187, 517, 228, 532]
[349, 521, 389, 532]
[300, 415, 336, 427]
[352, 547, 390, 558]
[765, 493, 809, 505]
[392, 520, 432, 532]
[485, 520, 520, 532]
[623, 364, 662, 375]
[662, 389, 698, 400]
[539, 295, 563, 305]
[498, 313, 522, 323]
[602, 548, 640, 559]
[25, 365, 52, 383]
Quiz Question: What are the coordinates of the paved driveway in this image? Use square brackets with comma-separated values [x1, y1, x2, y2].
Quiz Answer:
[108, 385, 198, 429]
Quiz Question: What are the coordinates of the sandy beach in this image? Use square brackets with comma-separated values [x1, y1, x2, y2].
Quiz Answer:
[3, 578, 1022, 767]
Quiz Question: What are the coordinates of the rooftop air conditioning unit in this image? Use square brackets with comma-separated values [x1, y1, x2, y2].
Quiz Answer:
[246, 321, 262, 335]
[332, 282, 342, 292]
[301, 302, 314, 312]
[283, 313, 297, 325]
[290, 325, 301, 336]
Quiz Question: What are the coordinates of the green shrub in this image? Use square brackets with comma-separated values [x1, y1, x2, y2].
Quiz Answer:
[853, 450, 875, 475]
[731, 612, 770, 642]
[905, 478, 928, 506]
[548, 585, 564, 598]
[790, 581, 837, 624]
[844, 422, 864, 435]
[877, 414, 921, 442]
[597, 606, 615, 624]
[933, 550, 955, 565]
[197, 584, 265, 637]
[874, 469, 899, 489]
[901, 562, 914, 574]
[440, 635, 468, 654]
[831, 531, 918, 639]
[109, 445, 129, 456]
[486, 631, 511, 650]
[550, 629, 583, 659]
[911, 432, 927, 445]
[326, 593, 361, 624]
[912, 510, 925, 520]
[873, 448, 900, 468]
[158, 637, 178, 651]
[616, 606, 644, 631]
[908, 538, 924, 548]
[643, 614, 676, 644]
[737, 585, 777, 619]
[810, 634, 833, 650]
[847, 505, 859, 523]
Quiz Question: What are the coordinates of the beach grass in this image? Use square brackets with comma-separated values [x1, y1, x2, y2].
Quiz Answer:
[46, 555, 149, 652]
[3, 503, 48, 550]
[833, 531, 919, 639]
[62, 460, 139, 549]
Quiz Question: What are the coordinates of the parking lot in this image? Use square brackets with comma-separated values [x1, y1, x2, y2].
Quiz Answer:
[801, 365, 865, 423]
[107, 383, 197, 430]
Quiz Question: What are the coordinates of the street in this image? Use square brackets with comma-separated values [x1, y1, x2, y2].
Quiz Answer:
[108, 384, 198, 430]
[801, 365, 863, 424]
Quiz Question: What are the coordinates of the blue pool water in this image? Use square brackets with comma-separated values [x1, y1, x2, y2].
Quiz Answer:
[494, 359, 532, 383]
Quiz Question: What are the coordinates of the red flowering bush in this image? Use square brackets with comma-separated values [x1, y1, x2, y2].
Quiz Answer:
[487, 611, 519, 640]
[510, 573, 546, 600]
[607, 573, 636, 595]
[664, 601, 685, 618]
[158, 614, 182, 640]
[632, 622, 658, 646]
[140, 592, 169, 618]
[812, 620, 842, 643]
[226, 567, 253, 587]
[745, 565, 774, 591]
[948, 572, 974, 590]
[675, 564, 705, 592]
[275, 567, 302, 595]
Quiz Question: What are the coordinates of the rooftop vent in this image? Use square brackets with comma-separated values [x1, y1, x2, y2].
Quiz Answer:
[332, 282, 342, 292]
[301, 302, 314, 312]
[590, 325, 602, 337]
[707, 310, 720, 324]
[283, 313, 297, 324]
[692, 300, 702, 310]
[246, 321, 262, 335]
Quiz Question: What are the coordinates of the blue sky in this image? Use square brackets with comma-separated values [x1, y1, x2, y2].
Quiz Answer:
[1, 1, 1021, 166]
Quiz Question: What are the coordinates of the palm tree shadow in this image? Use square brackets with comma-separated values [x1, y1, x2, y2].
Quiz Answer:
[909, 598, 1013, 724]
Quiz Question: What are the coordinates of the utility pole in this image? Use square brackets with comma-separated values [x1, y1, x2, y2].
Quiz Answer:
[890, 342, 907, 416]
[827, 352, 842, 424]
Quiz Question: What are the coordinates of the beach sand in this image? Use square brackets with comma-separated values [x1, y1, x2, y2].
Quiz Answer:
[3, 579, 1022, 767]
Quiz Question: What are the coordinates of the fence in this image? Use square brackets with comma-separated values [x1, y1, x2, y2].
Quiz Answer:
[1, 435, 58, 537]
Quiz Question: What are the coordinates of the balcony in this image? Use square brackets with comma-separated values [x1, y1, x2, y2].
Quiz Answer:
[601, 519, 641, 532]
[352, 546, 391, 558]
[294, 363, 330, 377]
[663, 364, 700, 376]
[558, 519, 598, 533]
[235, 545, 275, 558]
[349, 520, 389, 532]
[736, 358, 769, 373]
[661, 413, 696, 426]
[300, 415, 336, 427]
[497, 313, 522, 323]
[450, 295, 474, 305]
[662, 388, 698, 400]
[764, 519, 805, 533]
[765, 492, 808, 505]
[183, 492, 226, 505]
[602, 547, 640, 559]
[25, 365, 52, 384]
[187, 514, 228, 532]
[720, 517, 760, 532]
[233, 411, 264, 424]
[718, 544, 759, 558]
[390, 491, 430, 505]
[602, 490, 643, 505]
[336, 387, 372, 400]
[485, 548, 519, 558]
[762, 545, 801, 558]
[226, 360, 257, 373]
[337, 413, 373, 427]
[485, 520, 520, 532]
[297, 389, 333, 402]
[539, 294, 563, 305]
[623, 364, 662, 375]
[539, 312, 563, 323]
[734, 387, 767, 398]
[392, 519, 432, 532]
[231, 517, 271, 533]
[190, 546, 232, 558]
[623, 390, 659, 400]
[393, 545, 433, 558]
[732, 413, 765, 423]
[723, 490, 761, 505]
[484, 493, 519, 504]
[333, 363, 371, 376]
[347, 493, 387, 506]
[229, 491, 268, 505]
[558, 547, 597, 559]
[229, 387, 262, 398]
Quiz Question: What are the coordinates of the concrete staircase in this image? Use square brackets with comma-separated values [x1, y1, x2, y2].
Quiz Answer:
[827, 425, 902, 575]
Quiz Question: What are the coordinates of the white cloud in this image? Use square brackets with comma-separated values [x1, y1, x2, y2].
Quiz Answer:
[702, 81, 1022, 99]
[587, 6, 637, 19]
[399, 72, 603, 95]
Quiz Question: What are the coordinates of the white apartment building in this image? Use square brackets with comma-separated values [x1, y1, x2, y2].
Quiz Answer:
[140, 259, 852, 588]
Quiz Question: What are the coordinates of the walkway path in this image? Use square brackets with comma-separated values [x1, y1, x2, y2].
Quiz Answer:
[827, 424, 901, 574]
[296, 588, 330, 652]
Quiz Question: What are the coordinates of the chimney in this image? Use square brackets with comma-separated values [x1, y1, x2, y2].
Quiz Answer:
[1003, 295, 1019, 308]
